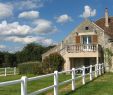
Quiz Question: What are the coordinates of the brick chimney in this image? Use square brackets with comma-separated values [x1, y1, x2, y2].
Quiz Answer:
[105, 8, 109, 27]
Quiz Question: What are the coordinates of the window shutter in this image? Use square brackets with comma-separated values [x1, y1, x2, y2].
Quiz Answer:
[92, 35, 98, 43]
[76, 36, 80, 44]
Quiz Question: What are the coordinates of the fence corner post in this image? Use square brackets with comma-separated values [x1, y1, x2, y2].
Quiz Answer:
[21, 76, 27, 95]
[82, 66, 85, 85]
[54, 71, 58, 95]
[90, 65, 93, 81]
[72, 68, 75, 91]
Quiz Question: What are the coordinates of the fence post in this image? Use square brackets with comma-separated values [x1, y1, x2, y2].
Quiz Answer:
[54, 71, 58, 95]
[102, 63, 104, 74]
[21, 76, 27, 95]
[99, 64, 101, 75]
[5, 68, 7, 76]
[82, 66, 85, 85]
[14, 67, 16, 75]
[96, 64, 99, 77]
[72, 68, 75, 91]
[95, 64, 97, 77]
[90, 65, 92, 81]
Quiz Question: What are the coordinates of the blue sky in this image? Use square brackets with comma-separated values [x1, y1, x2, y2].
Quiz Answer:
[0, 0, 112, 52]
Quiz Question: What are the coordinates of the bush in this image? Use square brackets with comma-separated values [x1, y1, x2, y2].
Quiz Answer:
[43, 52, 65, 73]
[18, 61, 43, 75]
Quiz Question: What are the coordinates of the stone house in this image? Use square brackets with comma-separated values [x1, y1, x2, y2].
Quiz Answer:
[42, 8, 113, 72]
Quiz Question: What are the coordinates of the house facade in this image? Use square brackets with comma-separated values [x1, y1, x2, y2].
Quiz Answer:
[42, 8, 113, 72]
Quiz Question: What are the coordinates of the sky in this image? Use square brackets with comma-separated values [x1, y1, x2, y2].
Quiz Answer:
[0, 0, 112, 52]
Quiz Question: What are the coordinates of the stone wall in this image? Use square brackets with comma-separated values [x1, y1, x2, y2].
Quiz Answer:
[42, 44, 61, 60]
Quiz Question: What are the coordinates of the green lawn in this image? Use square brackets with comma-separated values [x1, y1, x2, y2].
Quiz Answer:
[0, 74, 72, 95]
[0, 73, 113, 95]
[61, 73, 113, 95]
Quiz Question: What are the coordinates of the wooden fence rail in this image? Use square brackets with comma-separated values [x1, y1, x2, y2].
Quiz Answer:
[0, 67, 16, 76]
[0, 63, 105, 95]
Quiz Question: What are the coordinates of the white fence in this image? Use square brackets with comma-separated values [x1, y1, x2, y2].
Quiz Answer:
[0, 67, 16, 76]
[0, 63, 105, 95]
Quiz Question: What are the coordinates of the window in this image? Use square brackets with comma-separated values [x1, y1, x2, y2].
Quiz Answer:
[85, 27, 89, 30]
[83, 36, 91, 44]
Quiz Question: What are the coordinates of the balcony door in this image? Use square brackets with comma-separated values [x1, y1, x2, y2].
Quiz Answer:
[83, 36, 92, 51]
[83, 36, 91, 44]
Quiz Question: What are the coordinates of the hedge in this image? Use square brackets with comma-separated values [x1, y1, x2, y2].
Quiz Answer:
[18, 62, 43, 75]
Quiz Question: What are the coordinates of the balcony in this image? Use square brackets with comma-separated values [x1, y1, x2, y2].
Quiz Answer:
[67, 44, 97, 53]
[60, 44, 102, 57]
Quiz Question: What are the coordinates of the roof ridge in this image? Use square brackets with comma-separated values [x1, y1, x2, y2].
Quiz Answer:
[92, 22, 104, 31]
[95, 16, 113, 22]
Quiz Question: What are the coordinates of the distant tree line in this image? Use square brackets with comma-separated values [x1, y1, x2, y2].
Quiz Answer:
[0, 43, 55, 67]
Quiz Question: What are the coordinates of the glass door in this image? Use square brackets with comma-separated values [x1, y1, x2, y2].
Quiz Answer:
[83, 36, 92, 51]
[83, 36, 91, 44]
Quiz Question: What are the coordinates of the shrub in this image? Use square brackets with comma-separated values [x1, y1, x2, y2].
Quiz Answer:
[18, 61, 43, 75]
[43, 52, 65, 73]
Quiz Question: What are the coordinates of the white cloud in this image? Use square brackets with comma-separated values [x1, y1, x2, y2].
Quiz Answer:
[5, 36, 56, 46]
[0, 45, 24, 53]
[56, 14, 72, 24]
[0, 45, 6, 49]
[33, 19, 58, 34]
[0, 19, 57, 47]
[0, 21, 31, 36]
[0, 3, 13, 19]
[18, 11, 39, 19]
[5, 36, 36, 44]
[80, 5, 96, 18]
[0, 45, 6, 51]
[14, 0, 43, 10]
[8, 46, 24, 53]
[0, 19, 57, 36]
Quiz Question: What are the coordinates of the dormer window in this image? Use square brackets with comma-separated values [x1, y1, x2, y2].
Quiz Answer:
[85, 26, 89, 30]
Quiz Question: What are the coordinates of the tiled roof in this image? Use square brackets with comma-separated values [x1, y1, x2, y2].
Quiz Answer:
[95, 17, 113, 37]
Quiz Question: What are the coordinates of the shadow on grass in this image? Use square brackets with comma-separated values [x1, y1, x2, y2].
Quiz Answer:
[64, 74, 104, 95]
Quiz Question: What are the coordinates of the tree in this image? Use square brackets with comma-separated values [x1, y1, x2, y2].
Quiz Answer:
[15, 43, 55, 63]
[0, 52, 4, 67]
[0, 43, 55, 67]
[15, 43, 45, 63]
[4, 53, 16, 67]
[104, 48, 113, 67]
[43, 52, 65, 73]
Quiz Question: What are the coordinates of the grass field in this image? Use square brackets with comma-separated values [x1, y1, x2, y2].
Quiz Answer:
[0, 74, 73, 95]
[70, 73, 113, 95]
[0, 73, 113, 95]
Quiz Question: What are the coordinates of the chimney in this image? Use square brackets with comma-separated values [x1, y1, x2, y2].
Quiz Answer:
[105, 8, 109, 27]
[60, 41, 63, 49]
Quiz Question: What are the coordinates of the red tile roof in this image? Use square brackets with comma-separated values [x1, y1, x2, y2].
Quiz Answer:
[95, 17, 113, 37]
